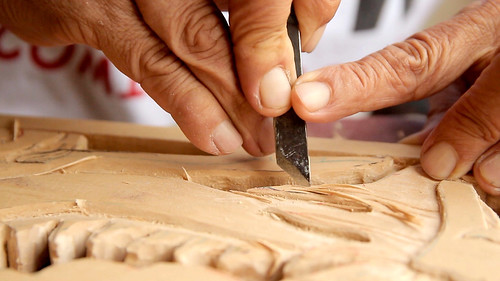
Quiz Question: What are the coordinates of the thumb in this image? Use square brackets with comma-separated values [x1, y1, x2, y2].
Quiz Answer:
[420, 51, 500, 189]
[229, 0, 336, 117]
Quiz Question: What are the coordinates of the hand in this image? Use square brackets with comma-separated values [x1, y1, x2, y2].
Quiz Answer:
[289, 0, 500, 195]
[226, 0, 340, 118]
[0, 0, 337, 157]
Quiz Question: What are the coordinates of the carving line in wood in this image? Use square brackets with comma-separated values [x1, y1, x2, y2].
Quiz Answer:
[0, 116, 499, 281]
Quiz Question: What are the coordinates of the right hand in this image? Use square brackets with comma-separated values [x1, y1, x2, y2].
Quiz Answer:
[288, 0, 500, 195]
[0, 0, 338, 156]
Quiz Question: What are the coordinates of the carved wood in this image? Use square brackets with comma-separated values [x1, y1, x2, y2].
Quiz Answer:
[0, 114, 499, 281]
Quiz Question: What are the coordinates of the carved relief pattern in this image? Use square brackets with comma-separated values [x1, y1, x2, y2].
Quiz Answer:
[0, 116, 499, 281]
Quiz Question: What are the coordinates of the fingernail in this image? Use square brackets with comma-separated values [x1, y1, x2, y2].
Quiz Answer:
[212, 120, 243, 155]
[295, 82, 331, 112]
[421, 142, 458, 180]
[258, 117, 275, 155]
[260, 67, 291, 110]
[479, 153, 500, 188]
[303, 25, 327, 53]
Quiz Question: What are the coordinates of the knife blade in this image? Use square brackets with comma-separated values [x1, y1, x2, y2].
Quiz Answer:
[273, 8, 311, 186]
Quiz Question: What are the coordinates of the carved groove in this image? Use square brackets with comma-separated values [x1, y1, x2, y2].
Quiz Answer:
[1, 116, 500, 281]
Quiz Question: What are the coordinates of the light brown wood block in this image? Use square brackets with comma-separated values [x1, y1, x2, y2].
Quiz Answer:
[7, 219, 58, 272]
[0, 223, 8, 269]
[49, 219, 109, 264]
[0, 114, 499, 281]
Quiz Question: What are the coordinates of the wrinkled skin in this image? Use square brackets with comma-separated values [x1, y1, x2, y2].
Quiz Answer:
[291, 0, 500, 195]
[0, 0, 338, 156]
[2, 0, 498, 196]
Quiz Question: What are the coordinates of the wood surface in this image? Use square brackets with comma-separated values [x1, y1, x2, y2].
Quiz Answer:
[0, 114, 499, 281]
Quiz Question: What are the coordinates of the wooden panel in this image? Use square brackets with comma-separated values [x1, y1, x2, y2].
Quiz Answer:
[0, 115, 499, 280]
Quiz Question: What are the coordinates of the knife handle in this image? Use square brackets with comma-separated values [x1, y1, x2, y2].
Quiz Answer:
[287, 7, 302, 77]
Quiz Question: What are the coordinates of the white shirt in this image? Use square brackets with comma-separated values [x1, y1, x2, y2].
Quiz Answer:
[303, 0, 439, 70]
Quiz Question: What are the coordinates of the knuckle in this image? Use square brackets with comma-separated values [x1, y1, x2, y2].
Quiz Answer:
[142, 73, 194, 116]
[128, 40, 176, 80]
[231, 18, 284, 51]
[375, 49, 416, 97]
[229, 4, 288, 54]
[345, 62, 376, 93]
[173, 4, 228, 62]
[399, 33, 437, 74]
[462, 1, 500, 47]
[135, 44, 222, 123]
[312, 0, 340, 24]
[141, 45, 177, 76]
[135, 45, 191, 110]
[451, 97, 500, 143]
[234, 34, 284, 64]
[184, 14, 222, 54]
[373, 31, 445, 99]
[168, 86, 211, 119]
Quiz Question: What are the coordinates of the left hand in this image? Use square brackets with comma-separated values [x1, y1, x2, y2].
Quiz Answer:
[0, 0, 337, 157]
[289, 0, 500, 195]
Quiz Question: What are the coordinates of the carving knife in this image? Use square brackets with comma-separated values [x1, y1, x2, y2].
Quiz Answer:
[273, 8, 311, 186]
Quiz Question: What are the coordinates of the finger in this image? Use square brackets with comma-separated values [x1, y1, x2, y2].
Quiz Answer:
[291, 0, 500, 122]
[88, 0, 248, 155]
[420, 51, 500, 182]
[474, 143, 500, 196]
[213, 0, 228, 10]
[293, 0, 339, 52]
[229, 0, 294, 117]
[143, 61, 245, 156]
[400, 79, 466, 144]
[133, 0, 274, 156]
[229, 0, 338, 117]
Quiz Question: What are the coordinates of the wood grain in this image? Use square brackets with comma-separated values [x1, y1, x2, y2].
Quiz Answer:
[0, 114, 499, 281]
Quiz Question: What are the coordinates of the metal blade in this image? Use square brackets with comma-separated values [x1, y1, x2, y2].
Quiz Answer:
[273, 8, 311, 186]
